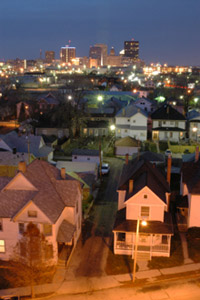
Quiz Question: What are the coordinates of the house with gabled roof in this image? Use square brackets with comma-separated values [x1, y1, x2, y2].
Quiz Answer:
[179, 148, 200, 229]
[151, 104, 186, 142]
[115, 104, 148, 141]
[0, 160, 82, 261]
[113, 158, 173, 260]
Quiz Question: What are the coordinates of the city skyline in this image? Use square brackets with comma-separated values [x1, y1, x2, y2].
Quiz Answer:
[0, 0, 200, 65]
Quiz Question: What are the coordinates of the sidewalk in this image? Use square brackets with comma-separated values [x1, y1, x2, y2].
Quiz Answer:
[1, 262, 200, 298]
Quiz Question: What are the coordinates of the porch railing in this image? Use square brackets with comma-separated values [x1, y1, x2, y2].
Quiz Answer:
[116, 241, 169, 253]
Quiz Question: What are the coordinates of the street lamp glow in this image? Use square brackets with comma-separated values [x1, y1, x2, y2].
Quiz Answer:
[194, 98, 198, 103]
[97, 95, 103, 101]
[110, 125, 115, 131]
[68, 95, 72, 100]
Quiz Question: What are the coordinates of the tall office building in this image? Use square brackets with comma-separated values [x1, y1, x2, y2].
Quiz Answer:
[94, 44, 108, 66]
[45, 51, 55, 63]
[124, 40, 139, 61]
[60, 46, 76, 63]
[89, 44, 108, 66]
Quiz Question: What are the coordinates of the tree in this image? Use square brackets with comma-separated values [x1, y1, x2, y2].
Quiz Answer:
[5, 223, 56, 298]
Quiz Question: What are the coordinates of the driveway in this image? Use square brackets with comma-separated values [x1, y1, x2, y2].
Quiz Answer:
[65, 157, 124, 279]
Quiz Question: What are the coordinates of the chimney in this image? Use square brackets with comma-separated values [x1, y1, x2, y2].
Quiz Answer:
[13, 148, 17, 154]
[122, 108, 126, 116]
[61, 167, 66, 179]
[195, 146, 199, 162]
[125, 153, 129, 165]
[129, 179, 134, 194]
[18, 161, 26, 173]
[167, 154, 172, 185]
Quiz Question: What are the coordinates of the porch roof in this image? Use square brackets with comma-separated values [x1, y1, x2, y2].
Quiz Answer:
[113, 208, 173, 235]
[57, 220, 76, 243]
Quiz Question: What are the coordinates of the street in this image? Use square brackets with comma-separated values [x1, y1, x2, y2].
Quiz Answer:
[65, 157, 124, 279]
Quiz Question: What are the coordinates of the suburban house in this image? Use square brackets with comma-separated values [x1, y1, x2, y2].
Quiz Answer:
[82, 120, 110, 137]
[115, 104, 148, 141]
[151, 104, 186, 142]
[0, 160, 82, 262]
[187, 110, 200, 142]
[0, 131, 53, 162]
[179, 147, 200, 229]
[134, 98, 157, 113]
[115, 136, 140, 156]
[37, 93, 59, 112]
[35, 127, 69, 139]
[72, 149, 102, 165]
[113, 158, 173, 260]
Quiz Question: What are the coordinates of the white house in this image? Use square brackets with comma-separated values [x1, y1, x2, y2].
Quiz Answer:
[72, 149, 102, 165]
[115, 104, 148, 141]
[113, 158, 173, 260]
[134, 98, 157, 113]
[179, 149, 200, 228]
[151, 104, 186, 142]
[0, 160, 82, 262]
[187, 110, 200, 142]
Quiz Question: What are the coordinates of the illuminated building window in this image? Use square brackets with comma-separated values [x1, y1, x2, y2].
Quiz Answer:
[0, 240, 5, 253]
[28, 210, 37, 218]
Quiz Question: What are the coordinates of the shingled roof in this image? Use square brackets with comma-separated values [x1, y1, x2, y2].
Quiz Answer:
[0, 160, 81, 222]
[118, 158, 170, 203]
[151, 104, 186, 120]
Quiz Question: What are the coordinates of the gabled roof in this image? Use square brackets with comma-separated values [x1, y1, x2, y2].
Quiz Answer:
[0, 160, 81, 222]
[118, 158, 170, 204]
[116, 104, 148, 118]
[115, 136, 139, 147]
[151, 104, 186, 120]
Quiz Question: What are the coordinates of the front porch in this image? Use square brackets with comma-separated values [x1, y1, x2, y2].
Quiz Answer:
[113, 232, 171, 259]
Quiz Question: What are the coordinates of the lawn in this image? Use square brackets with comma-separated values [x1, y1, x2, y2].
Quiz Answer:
[105, 247, 136, 275]
[148, 232, 184, 269]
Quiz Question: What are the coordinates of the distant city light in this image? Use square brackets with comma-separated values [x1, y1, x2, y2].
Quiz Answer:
[97, 95, 103, 101]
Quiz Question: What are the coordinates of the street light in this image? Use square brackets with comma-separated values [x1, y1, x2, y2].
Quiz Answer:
[132, 218, 147, 282]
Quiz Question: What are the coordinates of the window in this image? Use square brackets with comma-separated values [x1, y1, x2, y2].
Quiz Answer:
[127, 119, 130, 122]
[163, 121, 166, 125]
[118, 232, 125, 241]
[19, 223, 25, 234]
[28, 211, 37, 218]
[0, 219, 3, 231]
[74, 156, 77, 159]
[43, 224, 52, 236]
[141, 206, 150, 218]
[162, 235, 168, 244]
[0, 240, 5, 253]
[76, 202, 78, 214]
[170, 132, 173, 138]
[87, 157, 90, 160]
[144, 195, 148, 199]
[78, 216, 81, 229]
[117, 129, 121, 134]
[132, 120, 136, 123]
[125, 129, 128, 133]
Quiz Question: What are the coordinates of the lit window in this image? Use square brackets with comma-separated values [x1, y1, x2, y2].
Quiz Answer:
[0, 240, 5, 253]
[28, 211, 37, 218]
[19, 223, 25, 234]
[43, 224, 52, 236]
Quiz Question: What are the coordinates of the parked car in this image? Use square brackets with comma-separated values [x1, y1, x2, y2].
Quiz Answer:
[101, 163, 110, 175]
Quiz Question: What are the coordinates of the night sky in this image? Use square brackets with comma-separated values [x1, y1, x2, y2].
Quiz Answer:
[0, 0, 200, 65]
